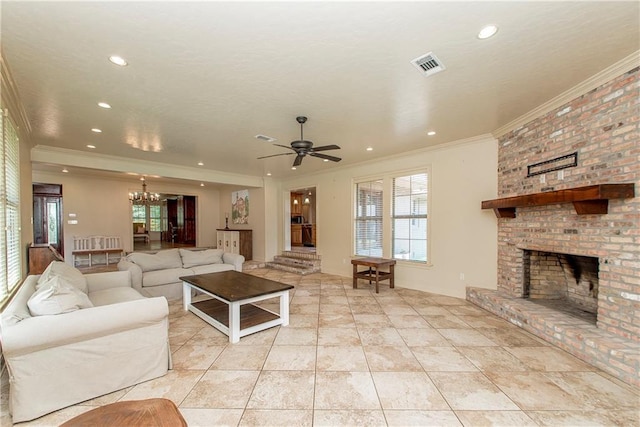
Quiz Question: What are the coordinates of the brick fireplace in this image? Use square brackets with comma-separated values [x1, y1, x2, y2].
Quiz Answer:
[523, 250, 599, 318]
[468, 65, 639, 386]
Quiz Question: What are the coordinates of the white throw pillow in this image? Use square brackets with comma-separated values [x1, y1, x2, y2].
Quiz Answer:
[127, 249, 182, 272]
[37, 261, 88, 294]
[180, 248, 224, 268]
[28, 275, 94, 316]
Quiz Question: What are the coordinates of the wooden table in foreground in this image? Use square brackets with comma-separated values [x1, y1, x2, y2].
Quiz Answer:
[181, 271, 294, 343]
[60, 398, 186, 427]
[351, 257, 396, 293]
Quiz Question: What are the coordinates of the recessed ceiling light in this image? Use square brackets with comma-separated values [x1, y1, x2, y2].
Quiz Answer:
[291, 167, 297, 170]
[197, 162, 204, 166]
[86, 144, 96, 149]
[366, 147, 373, 151]
[427, 131, 436, 136]
[97, 102, 111, 109]
[200, 183, 204, 187]
[267, 172, 272, 176]
[255, 134, 277, 143]
[62, 168, 69, 173]
[478, 25, 498, 39]
[91, 128, 102, 133]
[109, 55, 128, 66]
[323, 159, 329, 162]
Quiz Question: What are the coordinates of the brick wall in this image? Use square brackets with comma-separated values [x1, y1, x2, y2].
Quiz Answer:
[496, 66, 639, 341]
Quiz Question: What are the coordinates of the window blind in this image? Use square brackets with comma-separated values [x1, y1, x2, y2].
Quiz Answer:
[1, 107, 22, 304]
[354, 179, 383, 257]
[0, 109, 6, 303]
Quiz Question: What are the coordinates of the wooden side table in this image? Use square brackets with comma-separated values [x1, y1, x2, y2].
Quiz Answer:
[351, 257, 396, 293]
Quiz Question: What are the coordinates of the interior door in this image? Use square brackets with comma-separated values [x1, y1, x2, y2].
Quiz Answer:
[33, 183, 64, 254]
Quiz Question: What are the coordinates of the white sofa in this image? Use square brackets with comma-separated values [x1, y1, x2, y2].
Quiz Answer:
[117, 248, 245, 300]
[0, 263, 170, 423]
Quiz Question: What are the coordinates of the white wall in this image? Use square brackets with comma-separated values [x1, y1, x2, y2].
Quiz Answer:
[278, 135, 499, 298]
[32, 171, 221, 261]
[31, 134, 498, 298]
[218, 185, 267, 262]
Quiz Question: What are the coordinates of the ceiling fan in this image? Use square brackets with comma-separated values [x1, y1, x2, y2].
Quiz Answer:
[258, 116, 342, 167]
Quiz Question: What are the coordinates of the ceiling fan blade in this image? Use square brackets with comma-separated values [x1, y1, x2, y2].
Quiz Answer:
[293, 155, 304, 167]
[274, 144, 296, 151]
[257, 152, 295, 159]
[310, 144, 341, 152]
[310, 153, 342, 162]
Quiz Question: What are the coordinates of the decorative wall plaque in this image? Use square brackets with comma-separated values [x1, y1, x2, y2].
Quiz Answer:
[527, 152, 578, 177]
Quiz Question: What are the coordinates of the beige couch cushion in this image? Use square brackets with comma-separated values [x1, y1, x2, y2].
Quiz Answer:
[37, 261, 88, 294]
[143, 268, 193, 288]
[128, 249, 182, 272]
[179, 248, 224, 268]
[28, 276, 94, 316]
[89, 287, 146, 307]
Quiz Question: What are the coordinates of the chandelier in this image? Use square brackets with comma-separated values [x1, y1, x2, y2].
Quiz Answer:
[129, 177, 159, 203]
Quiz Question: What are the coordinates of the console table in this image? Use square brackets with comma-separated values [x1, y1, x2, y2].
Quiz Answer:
[216, 229, 252, 261]
[351, 257, 396, 293]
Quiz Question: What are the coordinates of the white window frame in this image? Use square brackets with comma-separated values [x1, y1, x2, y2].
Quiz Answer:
[1, 107, 22, 307]
[352, 167, 431, 265]
[392, 172, 429, 263]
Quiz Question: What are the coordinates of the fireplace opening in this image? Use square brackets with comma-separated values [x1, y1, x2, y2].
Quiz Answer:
[523, 250, 599, 324]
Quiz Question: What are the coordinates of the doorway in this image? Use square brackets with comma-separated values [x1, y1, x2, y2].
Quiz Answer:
[33, 183, 64, 254]
[132, 194, 197, 251]
[289, 187, 316, 253]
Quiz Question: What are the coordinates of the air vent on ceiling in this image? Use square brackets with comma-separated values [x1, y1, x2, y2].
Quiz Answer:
[255, 134, 277, 143]
[410, 52, 446, 77]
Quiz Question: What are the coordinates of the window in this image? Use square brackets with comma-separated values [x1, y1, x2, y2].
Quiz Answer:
[132, 204, 146, 224]
[353, 170, 429, 263]
[149, 204, 161, 232]
[0, 107, 22, 306]
[133, 204, 162, 233]
[392, 173, 428, 262]
[354, 179, 383, 257]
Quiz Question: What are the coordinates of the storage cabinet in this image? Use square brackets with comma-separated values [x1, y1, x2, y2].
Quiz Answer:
[291, 224, 302, 246]
[216, 229, 252, 261]
[291, 193, 303, 215]
[28, 243, 64, 274]
[165, 196, 196, 244]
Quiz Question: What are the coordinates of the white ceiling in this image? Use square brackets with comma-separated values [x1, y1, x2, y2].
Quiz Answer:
[2, 1, 639, 181]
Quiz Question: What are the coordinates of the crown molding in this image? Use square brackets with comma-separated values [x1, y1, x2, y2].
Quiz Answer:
[493, 50, 640, 138]
[1, 52, 32, 139]
[31, 145, 265, 188]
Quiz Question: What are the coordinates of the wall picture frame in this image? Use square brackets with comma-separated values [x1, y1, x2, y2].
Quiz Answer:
[232, 190, 249, 224]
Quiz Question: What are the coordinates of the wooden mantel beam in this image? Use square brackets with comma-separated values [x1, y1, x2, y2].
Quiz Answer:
[481, 184, 635, 218]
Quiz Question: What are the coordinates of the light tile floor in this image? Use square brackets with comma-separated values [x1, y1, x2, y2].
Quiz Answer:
[3, 269, 639, 426]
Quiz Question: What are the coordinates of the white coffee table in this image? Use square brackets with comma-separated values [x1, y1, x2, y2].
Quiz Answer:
[181, 271, 294, 343]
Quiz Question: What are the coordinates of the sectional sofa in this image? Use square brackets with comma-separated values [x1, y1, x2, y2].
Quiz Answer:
[0, 262, 170, 422]
[117, 247, 245, 300]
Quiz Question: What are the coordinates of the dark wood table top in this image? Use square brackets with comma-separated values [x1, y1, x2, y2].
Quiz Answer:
[180, 270, 294, 302]
[351, 257, 397, 267]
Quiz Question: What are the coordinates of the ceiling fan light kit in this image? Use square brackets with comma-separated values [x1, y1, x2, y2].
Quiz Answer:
[257, 116, 342, 168]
